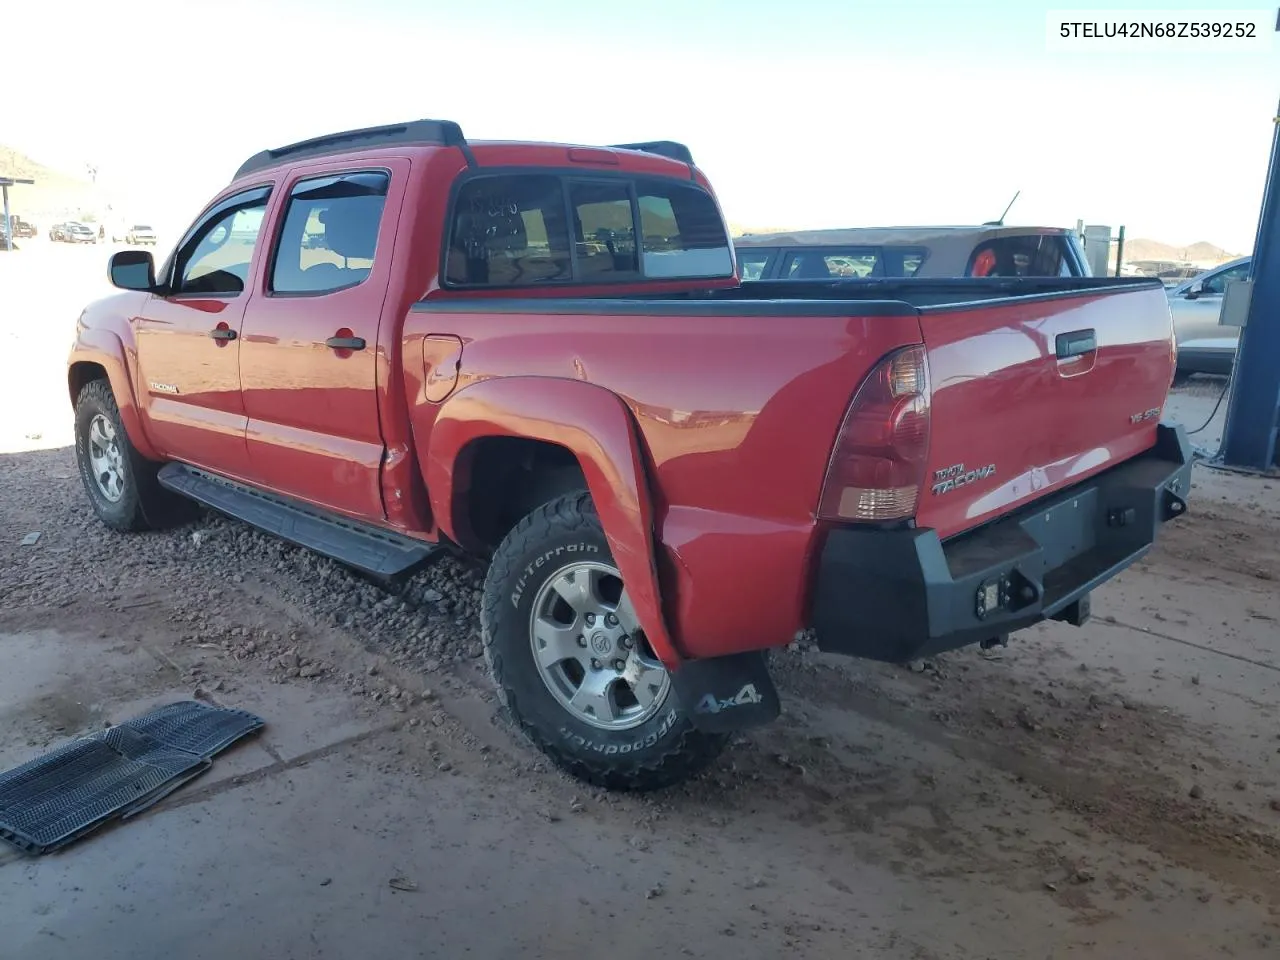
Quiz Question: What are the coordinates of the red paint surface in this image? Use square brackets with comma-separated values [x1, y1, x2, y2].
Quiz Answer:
[67, 135, 1177, 666]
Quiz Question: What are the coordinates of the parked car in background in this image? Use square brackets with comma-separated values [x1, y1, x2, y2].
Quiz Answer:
[734, 225, 1092, 280]
[126, 225, 158, 245]
[51, 221, 98, 244]
[1167, 256, 1250, 377]
[6, 216, 36, 239]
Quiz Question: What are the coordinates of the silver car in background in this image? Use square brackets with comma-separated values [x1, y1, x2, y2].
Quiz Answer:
[1167, 256, 1250, 377]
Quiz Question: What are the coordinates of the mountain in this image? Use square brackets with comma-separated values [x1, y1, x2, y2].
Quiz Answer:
[0, 146, 98, 224]
[1109, 237, 1243, 266]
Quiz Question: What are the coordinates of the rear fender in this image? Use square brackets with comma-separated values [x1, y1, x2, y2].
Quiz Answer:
[424, 377, 680, 665]
[67, 326, 160, 461]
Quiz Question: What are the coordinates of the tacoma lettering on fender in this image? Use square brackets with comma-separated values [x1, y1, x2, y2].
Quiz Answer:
[66, 119, 1192, 791]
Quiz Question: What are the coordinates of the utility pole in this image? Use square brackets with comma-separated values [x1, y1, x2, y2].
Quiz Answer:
[1219, 95, 1280, 469]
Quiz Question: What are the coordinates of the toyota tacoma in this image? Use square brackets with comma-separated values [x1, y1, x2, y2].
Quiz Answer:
[66, 119, 1192, 790]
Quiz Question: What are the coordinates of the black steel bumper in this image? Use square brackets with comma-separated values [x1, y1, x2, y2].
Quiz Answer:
[810, 423, 1193, 663]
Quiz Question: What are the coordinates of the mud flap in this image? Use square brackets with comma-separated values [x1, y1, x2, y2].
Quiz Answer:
[670, 651, 781, 733]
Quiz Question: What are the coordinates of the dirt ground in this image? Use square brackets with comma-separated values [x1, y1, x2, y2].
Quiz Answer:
[2, 242, 1279, 959]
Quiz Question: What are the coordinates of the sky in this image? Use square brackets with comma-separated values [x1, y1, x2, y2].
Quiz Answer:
[4, 0, 1277, 250]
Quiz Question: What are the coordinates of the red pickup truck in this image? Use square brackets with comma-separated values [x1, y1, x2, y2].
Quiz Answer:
[67, 119, 1191, 790]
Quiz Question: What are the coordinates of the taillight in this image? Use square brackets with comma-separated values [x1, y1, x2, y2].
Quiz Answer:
[817, 345, 932, 522]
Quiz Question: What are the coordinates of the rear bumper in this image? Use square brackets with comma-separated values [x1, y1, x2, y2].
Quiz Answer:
[810, 423, 1193, 662]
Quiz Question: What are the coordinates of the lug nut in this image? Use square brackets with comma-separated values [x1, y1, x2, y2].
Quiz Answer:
[577, 635, 587, 648]
[591, 658, 601, 670]
[620, 636, 633, 649]
[584, 613, 596, 626]
[613, 659, 626, 672]
[605, 613, 618, 627]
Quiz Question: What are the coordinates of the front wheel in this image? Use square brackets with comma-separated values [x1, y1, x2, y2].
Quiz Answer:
[481, 492, 726, 791]
[73, 379, 185, 531]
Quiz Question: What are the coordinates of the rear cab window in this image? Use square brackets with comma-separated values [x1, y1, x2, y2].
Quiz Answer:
[444, 173, 733, 287]
[967, 235, 1074, 278]
[735, 245, 927, 280]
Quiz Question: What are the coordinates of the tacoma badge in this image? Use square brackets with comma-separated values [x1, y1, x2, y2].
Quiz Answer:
[932, 462, 996, 496]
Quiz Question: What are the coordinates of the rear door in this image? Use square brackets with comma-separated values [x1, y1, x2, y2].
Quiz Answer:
[238, 160, 407, 520]
[914, 284, 1176, 539]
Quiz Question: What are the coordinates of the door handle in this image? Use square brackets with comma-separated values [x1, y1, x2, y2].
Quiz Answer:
[209, 328, 237, 341]
[325, 336, 366, 351]
[1055, 329, 1096, 359]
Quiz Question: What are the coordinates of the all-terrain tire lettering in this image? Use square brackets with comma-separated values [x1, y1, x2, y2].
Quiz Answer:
[482, 492, 726, 791]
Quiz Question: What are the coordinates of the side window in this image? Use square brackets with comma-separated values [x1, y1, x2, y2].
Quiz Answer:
[1201, 262, 1249, 295]
[900, 251, 926, 277]
[174, 195, 269, 296]
[634, 179, 733, 279]
[782, 249, 882, 280]
[271, 171, 389, 294]
[570, 181, 639, 281]
[736, 250, 773, 281]
[969, 236, 1067, 278]
[446, 175, 571, 286]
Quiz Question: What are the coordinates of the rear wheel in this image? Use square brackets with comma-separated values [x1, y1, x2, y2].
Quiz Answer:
[481, 492, 726, 791]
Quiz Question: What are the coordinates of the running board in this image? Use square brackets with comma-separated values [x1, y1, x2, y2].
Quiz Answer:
[157, 463, 438, 577]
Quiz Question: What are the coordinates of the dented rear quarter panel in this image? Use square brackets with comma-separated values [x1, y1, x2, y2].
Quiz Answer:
[405, 304, 923, 660]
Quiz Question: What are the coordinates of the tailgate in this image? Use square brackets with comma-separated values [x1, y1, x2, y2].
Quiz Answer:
[915, 285, 1175, 540]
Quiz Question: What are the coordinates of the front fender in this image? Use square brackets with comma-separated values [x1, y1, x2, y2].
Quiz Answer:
[424, 377, 681, 665]
[67, 324, 160, 461]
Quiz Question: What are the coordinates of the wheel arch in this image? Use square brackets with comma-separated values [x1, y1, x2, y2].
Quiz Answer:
[423, 377, 681, 665]
[68, 327, 160, 462]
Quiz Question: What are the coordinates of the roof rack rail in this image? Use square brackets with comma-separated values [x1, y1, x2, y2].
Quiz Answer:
[234, 119, 467, 179]
[609, 141, 695, 166]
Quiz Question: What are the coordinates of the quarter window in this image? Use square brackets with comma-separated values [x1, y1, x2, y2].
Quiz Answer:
[271, 171, 389, 294]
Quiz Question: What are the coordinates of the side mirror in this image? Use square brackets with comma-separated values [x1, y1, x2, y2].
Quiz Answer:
[1184, 280, 1203, 300]
[108, 249, 157, 291]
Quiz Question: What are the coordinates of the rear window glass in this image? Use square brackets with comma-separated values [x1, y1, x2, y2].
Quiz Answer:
[901, 251, 925, 276]
[736, 249, 772, 280]
[968, 235, 1069, 277]
[445, 174, 732, 287]
[781, 249, 884, 280]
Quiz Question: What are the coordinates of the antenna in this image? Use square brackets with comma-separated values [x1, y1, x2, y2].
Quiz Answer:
[984, 190, 1021, 226]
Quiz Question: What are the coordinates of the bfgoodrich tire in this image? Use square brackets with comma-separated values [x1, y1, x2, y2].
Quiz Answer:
[481, 492, 726, 791]
[73, 379, 181, 531]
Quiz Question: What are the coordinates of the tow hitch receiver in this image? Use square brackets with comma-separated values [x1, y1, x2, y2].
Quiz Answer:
[671, 651, 780, 733]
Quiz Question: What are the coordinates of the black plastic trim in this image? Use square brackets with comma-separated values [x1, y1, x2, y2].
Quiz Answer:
[157, 463, 437, 577]
[609, 141, 695, 165]
[413, 296, 917, 317]
[810, 423, 1194, 663]
[234, 119, 466, 179]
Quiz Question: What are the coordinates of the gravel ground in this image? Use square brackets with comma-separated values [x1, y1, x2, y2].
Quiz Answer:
[2, 242, 1280, 957]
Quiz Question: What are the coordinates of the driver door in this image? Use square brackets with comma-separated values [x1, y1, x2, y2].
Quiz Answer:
[134, 186, 273, 481]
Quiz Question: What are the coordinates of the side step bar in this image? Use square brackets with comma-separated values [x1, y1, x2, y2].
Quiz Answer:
[157, 463, 438, 578]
